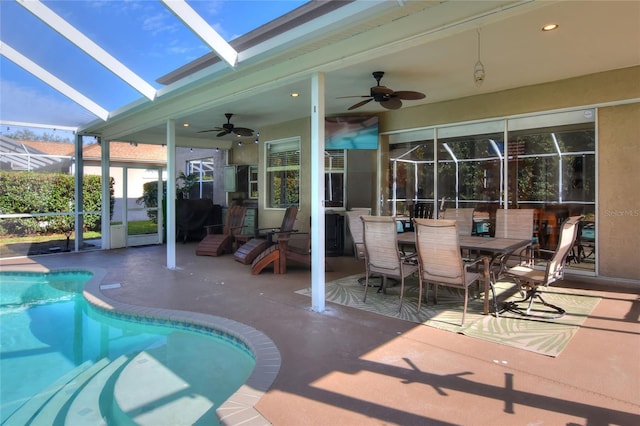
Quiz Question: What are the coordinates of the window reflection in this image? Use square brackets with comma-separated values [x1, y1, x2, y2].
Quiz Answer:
[386, 110, 596, 271]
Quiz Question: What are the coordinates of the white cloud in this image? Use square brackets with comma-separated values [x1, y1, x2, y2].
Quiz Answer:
[142, 10, 180, 36]
[0, 80, 97, 127]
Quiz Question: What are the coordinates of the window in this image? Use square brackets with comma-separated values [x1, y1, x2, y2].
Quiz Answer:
[389, 140, 434, 216]
[437, 132, 504, 209]
[186, 158, 214, 199]
[265, 137, 300, 208]
[248, 165, 258, 199]
[385, 109, 596, 270]
[325, 150, 345, 208]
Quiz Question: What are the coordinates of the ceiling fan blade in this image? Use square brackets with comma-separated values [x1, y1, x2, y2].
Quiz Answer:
[394, 90, 426, 100]
[337, 95, 370, 99]
[371, 85, 394, 95]
[380, 97, 402, 110]
[348, 98, 373, 110]
[197, 126, 224, 134]
[233, 127, 254, 136]
[216, 130, 231, 137]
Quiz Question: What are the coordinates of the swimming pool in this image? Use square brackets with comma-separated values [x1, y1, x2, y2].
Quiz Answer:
[0, 270, 270, 425]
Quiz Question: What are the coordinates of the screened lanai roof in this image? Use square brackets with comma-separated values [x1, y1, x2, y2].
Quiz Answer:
[0, 0, 309, 133]
[1, 0, 639, 145]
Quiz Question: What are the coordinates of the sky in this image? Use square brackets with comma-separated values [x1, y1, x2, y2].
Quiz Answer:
[0, 0, 308, 137]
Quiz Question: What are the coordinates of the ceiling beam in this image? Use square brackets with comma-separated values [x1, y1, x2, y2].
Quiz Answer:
[0, 120, 77, 132]
[17, 0, 157, 101]
[161, 0, 238, 68]
[0, 41, 109, 121]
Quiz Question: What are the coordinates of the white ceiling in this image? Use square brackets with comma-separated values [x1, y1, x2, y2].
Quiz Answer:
[84, 0, 640, 147]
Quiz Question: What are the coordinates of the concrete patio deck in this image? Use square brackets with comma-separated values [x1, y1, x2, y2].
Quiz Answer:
[1, 242, 638, 425]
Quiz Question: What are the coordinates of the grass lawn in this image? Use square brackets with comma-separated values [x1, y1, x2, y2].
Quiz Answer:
[0, 221, 159, 258]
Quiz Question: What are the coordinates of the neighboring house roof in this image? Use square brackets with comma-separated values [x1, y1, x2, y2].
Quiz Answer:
[14, 139, 75, 156]
[0, 135, 73, 171]
[10, 139, 166, 164]
[82, 142, 166, 164]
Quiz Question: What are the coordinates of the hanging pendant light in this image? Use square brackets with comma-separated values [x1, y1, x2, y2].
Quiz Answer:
[474, 29, 485, 87]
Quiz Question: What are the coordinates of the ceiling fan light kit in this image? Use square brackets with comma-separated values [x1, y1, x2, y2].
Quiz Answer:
[474, 29, 486, 87]
[340, 71, 425, 111]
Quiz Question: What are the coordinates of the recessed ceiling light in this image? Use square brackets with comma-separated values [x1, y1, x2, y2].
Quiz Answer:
[542, 23, 559, 32]
[183, 123, 190, 127]
[290, 92, 299, 98]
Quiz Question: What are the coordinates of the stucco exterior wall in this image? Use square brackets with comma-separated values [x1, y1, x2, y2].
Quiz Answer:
[597, 103, 640, 280]
[255, 66, 640, 281]
[259, 117, 311, 232]
[380, 66, 640, 281]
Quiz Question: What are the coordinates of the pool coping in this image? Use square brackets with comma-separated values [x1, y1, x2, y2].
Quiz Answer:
[4, 265, 280, 426]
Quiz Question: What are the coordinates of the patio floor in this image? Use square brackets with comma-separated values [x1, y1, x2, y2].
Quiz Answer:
[1, 242, 639, 425]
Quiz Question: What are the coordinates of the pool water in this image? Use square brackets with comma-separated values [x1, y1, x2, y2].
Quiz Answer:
[0, 271, 255, 425]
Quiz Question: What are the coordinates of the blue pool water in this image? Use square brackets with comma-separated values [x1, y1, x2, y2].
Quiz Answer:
[0, 271, 255, 425]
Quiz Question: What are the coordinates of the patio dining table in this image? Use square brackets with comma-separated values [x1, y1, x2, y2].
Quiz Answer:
[396, 232, 532, 315]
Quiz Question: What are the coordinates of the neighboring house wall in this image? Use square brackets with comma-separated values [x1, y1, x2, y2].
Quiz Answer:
[175, 147, 227, 206]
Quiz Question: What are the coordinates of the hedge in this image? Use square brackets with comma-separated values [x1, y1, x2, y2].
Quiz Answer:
[0, 171, 114, 236]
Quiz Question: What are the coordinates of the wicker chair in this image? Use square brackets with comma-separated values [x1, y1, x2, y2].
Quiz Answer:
[413, 218, 489, 325]
[500, 215, 583, 318]
[361, 216, 418, 311]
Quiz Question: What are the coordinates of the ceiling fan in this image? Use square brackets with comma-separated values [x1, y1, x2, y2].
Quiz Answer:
[340, 71, 426, 111]
[197, 113, 254, 137]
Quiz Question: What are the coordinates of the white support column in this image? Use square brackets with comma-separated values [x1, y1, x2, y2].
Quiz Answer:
[100, 139, 111, 250]
[310, 72, 326, 313]
[157, 168, 164, 245]
[74, 133, 83, 252]
[166, 120, 177, 269]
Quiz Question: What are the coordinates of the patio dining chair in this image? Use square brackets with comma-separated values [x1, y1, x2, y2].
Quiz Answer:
[361, 216, 418, 311]
[413, 218, 490, 325]
[491, 208, 537, 278]
[500, 215, 583, 318]
[345, 208, 371, 260]
[442, 208, 475, 236]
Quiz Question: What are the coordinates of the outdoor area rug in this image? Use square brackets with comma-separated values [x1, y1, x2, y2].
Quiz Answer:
[295, 274, 600, 357]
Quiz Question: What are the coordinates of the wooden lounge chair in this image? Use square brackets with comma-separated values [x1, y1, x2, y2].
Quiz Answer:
[195, 205, 247, 257]
[251, 213, 332, 275]
[233, 205, 298, 265]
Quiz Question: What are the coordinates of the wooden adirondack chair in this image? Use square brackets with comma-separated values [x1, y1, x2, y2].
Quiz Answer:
[195, 205, 247, 256]
[251, 226, 333, 275]
[233, 205, 298, 264]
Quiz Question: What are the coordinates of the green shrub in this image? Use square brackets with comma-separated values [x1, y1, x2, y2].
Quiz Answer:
[0, 171, 114, 236]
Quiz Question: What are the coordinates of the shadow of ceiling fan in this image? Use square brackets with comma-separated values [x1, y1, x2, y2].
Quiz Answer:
[197, 113, 254, 137]
[339, 71, 426, 111]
